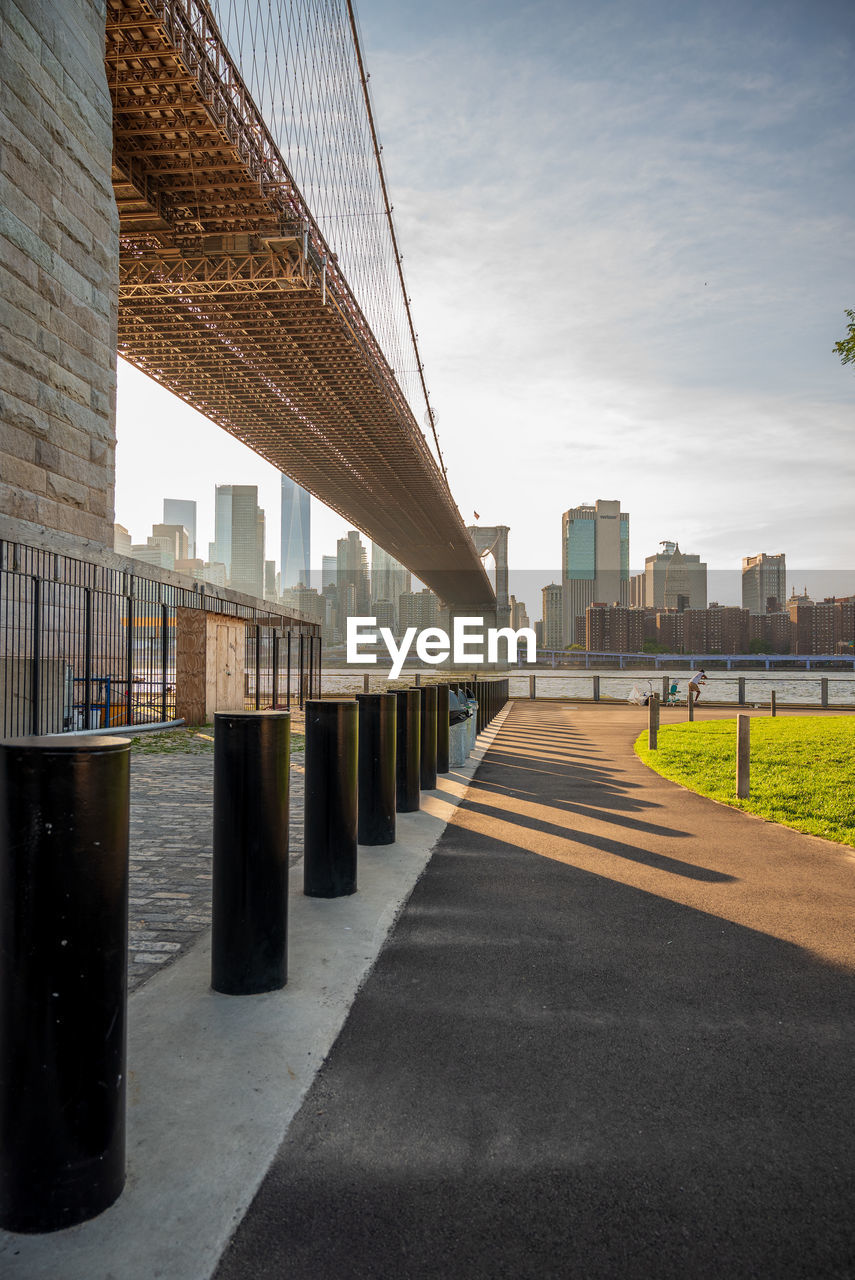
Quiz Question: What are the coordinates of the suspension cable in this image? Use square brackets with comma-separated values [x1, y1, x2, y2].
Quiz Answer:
[343, 0, 449, 487]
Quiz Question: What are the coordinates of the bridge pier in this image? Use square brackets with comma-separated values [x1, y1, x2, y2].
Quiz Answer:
[466, 526, 511, 630]
[0, 0, 118, 550]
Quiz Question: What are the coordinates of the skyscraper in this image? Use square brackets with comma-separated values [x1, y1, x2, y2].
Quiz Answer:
[398, 588, 440, 630]
[742, 553, 786, 614]
[370, 542, 411, 624]
[321, 556, 338, 589]
[162, 499, 197, 558]
[336, 530, 370, 619]
[561, 500, 629, 644]
[209, 485, 233, 576]
[542, 584, 563, 649]
[280, 475, 310, 590]
[151, 522, 189, 562]
[211, 485, 265, 598]
[639, 541, 707, 611]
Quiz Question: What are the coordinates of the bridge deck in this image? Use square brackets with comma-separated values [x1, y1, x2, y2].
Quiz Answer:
[107, 0, 494, 609]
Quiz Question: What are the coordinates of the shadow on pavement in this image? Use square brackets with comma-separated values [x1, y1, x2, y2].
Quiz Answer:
[214, 702, 855, 1279]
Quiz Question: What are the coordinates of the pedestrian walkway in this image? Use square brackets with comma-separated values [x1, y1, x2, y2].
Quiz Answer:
[215, 701, 855, 1279]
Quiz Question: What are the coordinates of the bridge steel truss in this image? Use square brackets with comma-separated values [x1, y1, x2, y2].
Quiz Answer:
[106, 0, 495, 612]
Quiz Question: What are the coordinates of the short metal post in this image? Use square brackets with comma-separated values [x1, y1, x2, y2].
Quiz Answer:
[648, 692, 660, 749]
[593, 675, 600, 703]
[363, 673, 370, 693]
[770, 690, 776, 717]
[356, 693, 396, 845]
[736, 714, 750, 798]
[737, 676, 745, 706]
[420, 684, 438, 789]
[529, 674, 536, 700]
[662, 676, 669, 702]
[395, 688, 421, 812]
[687, 691, 694, 721]
[821, 677, 828, 709]
[435, 683, 450, 773]
[304, 700, 358, 897]
[212, 712, 290, 994]
[414, 672, 421, 687]
[0, 735, 130, 1232]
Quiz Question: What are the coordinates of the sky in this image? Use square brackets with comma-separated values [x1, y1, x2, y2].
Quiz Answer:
[114, 0, 855, 615]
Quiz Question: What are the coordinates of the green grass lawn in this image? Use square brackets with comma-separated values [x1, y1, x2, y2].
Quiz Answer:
[634, 715, 855, 847]
[129, 727, 305, 755]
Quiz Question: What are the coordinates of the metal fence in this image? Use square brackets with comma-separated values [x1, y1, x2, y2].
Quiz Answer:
[0, 540, 321, 738]
[508, 672, 855, 708]
[244, 624, 322, 712]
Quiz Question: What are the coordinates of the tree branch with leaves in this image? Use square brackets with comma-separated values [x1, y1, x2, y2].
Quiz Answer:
[833, 310, 855, 366]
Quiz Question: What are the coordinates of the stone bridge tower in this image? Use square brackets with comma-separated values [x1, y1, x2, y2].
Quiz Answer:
[466, 525, 510, 630]
[1, 0, 118, 554]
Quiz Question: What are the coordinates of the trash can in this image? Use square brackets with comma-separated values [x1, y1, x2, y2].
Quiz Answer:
[448, 688, 475, 767]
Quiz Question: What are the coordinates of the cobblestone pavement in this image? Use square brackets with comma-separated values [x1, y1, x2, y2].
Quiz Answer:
[128, 750, 305, 992]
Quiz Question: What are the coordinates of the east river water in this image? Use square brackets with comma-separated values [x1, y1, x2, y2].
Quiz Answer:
[321, 668, 855, 708]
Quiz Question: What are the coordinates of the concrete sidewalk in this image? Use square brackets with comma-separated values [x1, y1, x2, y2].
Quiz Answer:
[215, 701, 855, 1279]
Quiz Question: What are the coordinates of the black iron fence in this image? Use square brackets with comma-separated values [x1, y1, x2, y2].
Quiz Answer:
[0, 540, 321, 738]
[245, 624, 322, 712]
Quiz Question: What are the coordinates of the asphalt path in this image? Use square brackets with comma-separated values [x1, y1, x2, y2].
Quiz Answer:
[215, 702, 855, 1279]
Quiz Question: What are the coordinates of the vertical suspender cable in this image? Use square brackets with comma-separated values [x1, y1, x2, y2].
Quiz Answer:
[343, 0, 448, 487]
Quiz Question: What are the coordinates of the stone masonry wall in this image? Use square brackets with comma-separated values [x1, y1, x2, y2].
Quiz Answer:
[0, 0, 117, 547]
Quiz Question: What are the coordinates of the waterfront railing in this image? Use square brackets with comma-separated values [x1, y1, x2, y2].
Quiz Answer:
[513, 673, 853, 708]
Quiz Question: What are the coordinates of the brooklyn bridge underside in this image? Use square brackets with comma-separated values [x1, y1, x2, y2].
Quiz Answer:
[106, 0, 494, 612]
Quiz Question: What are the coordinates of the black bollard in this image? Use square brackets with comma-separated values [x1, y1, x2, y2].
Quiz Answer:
[212, 711, 291, 995]
[395, 687, 421, 812]
[304, 700, 358, 897]
[435, 684, 450, 773]
[420, 684, 438, 789]
[356, 692, 396, 845]
[0, 735, 130, 1233]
